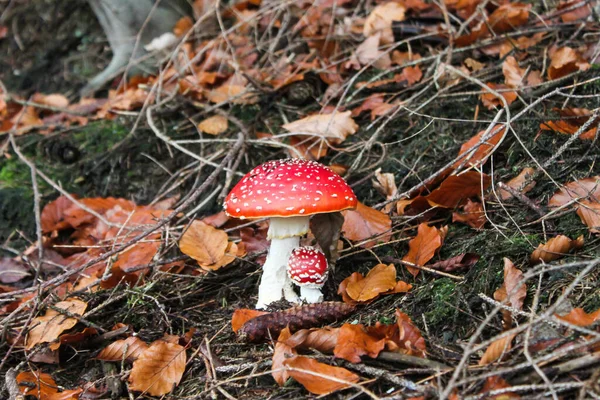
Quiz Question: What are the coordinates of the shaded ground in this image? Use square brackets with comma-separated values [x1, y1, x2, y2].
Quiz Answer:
[1, 0, 600, 399]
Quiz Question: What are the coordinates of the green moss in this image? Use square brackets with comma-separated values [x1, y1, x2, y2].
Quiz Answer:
[422, 278, 458, 326]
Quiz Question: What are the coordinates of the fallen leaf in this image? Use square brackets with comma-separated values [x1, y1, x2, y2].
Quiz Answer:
[363, 2, 406, 44]
[558, 0, 593, 22]
[97, 336, 150, 363]
[394, 310, 427, 357]
[452, 199, 486, 230]
[50, 327, 98, 350]
[453, 126, 506, 169]
[530, 235, 584, 264]
[231, 309, 269, 333]
[576, 200, 600, 233]
[342, 202, 391, 247]
[197, 115, 228, 135]
[502, 56, 528, 88]
[344, 264, 397, 302]
[549, 176, 600, 209]
[548, 46, 590, 80]
[373, 168, 398, 200]
[31, 93, 69, 109]
[402, 223, 443, 277]
[204, 74, 257, 104]
[41, 195, 77, 233]
[26, 298, 88, 349]
[283, 355, 359, 395]
[481, 376, 520, 399]
[555, 307, 600, 327]
[179, 220, 229, 267]
[540, 108, 598, 140]
[493, 258, 526, 329]
[310, 212, 344, 266]
[0, 258, 30, 283]
[16, 371, 57, 399]
[480, 83, 517, 109]
[272, 328, 297, 386]
[282, 111, 358, 144]
[497, 167, 536, 200]
[129, 341, 187, 396]
[334, 323, 386, 363]
[426, 171, 491, 208]
[479, 333, 516, 365]
[354, 33, 392, 69]
[284, 327, 340, 354]
[428, 253, 479, 272]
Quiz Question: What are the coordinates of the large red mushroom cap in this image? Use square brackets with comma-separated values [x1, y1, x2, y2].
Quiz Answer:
[224, 159, 357, 219]
[287, 246, 328, 288]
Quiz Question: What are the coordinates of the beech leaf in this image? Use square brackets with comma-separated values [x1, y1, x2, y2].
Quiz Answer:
[179, 220, 229, 267]
[128, 341, 187, 396]
[344, 264, 397, 302]
[402, 223, 443, 277]
[97, 336, 149, 363]
[530, 235, 584, 264]
[26, 298, 88, 349]
[342, 202, 391, 247]
[283, 355, 359, 395]
[334, 323, 386, 363]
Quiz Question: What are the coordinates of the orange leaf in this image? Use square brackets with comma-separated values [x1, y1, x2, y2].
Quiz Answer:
[480, 83, 517, 109]
[16, 371, 58, 399]
[540, 108, 598, 140]
[284, 327, 340, 354]
[497, 167, 536, 200]
[231, 309, 269, 333]
[493, 258, 526, 329]
[272, 328, 297, 386]
[342, 202, 391, 247]
[26, 298, 88, 349]
[577, 200, 600, 233]
[530, 235, 584, 264]
[283, 355, 359, 395]
[402, 223, 442, 277]
[426, 171, 491, 208]
[41, 195, 77, 233]
[558, 0, 593, 22]
[179, 220, 229, 267]
[555, 307, 600, 327]
[453, 126, 505, 169]
[128, 341, 187, 396]
[334, 323, 386, 363]
[282, 111, 358, 144]
[395, 310, 427, 357]
[481, 376, 520, 399]
[204, 75, 257, 104]
[97, 336, 149, 363]
[197, 115, 228, 135]
[548, 47, 590, 80]
[452, 199, 486, 230]
[363, 2, 406, 44]
[345, 264, 397, 302]
[479, 333, 516, 365]
[502, 56, 527, 88]
[549, 176, 600, 208]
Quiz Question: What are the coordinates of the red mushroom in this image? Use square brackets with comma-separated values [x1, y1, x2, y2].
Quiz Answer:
[287, 246, 328, 303]
[224, 159, 356, 309]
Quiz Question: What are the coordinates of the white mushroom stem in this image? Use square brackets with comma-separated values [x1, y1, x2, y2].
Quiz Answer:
[255, 216, 309, 309]
[300, 286, 324, 303]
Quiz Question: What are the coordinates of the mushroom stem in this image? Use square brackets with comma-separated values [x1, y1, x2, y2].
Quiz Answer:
[256, 236, 301, 309]
[300, 287, 324, 303]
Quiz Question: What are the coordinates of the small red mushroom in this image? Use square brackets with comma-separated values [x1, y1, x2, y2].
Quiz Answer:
[224, 159, 356, 309]
[287, 246, 328, 303]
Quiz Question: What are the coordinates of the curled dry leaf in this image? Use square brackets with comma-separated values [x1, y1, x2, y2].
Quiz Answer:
[128, 341, 187, 396]
[354, 33, 392, 69]
[283, 355, 359, 395]
[479, 333, 516, 365]
[426, 171, 491, 208]
[453, 126, 505, 170]
[530, 235, 584, 264]
[548, 47, 590, 80]
[481, 376, 520, 399]
[540, 108, 598, 141]
[555, 307, 600, 327]
[373, 168, 398, 201]
[502, 56, 528, 88]
[363, 2, 406, 44]
[334, 323, 386, 363]
[231, 309, 269, 333]
[204, 74, 257, 104]
[452, 199, 486, 230]
[341, 202, 391, 248]
[402, 223, 443, 277]
[480, 83, 517, 109]
[284, 327, 340, 354]
[49, 327, 98, 351]
[26, 298, 88, 349]
[497, 167, 536, 200]
[16, 370, 82, 400]
[428, 253, 479, 272]
[179, 220, 229, 269]
[96, 336, 149, 363]
[197, 114, 228, 135]
[549, 176, 600, 208]
[282, 110, 358, 144]
[576, 201, 600, 233]
[272, 327, 296, 386]
[493, 258, 526, 330]
[340, 263, 411, 303]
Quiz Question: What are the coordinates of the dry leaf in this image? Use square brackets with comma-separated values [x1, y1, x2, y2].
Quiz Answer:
[530, 235, 584, 264]
[540, 108, 598, 140]
[402, 223, 443, 277]
[548, 46, 590, 80]
[426, 171, 492, 208]
[577, 200, 600, 233]
[272, 327, 296, 386]
[179, 220, 229, 267]
[31, 93, 69, 109]
[231, 309, 269, 333]
[453, 127, 506, 169]
[197, 115, 228, 135]
[481, 376, 520, 399]
[16, 370, 82, 399]
[497, 167, 536, 200]
[284, 327, 340, 354]
[479, 333, 516, 365]
[282, 111, 358, 144]
[452, 199, 486, 230]
[558, 0, 593, 22]
[26, 298, 88, 349]
[394, 310, 427, 357]
[205, 75, 257, 104]
[480, 83, 517, 109]
[363, 2, 406, 44]
[334, 323, 386, 363]
[342, 202, 391, 247]
[0, 258, 30, 283]
[549, 176, 600, 208]
[555, 307, 600, 327]
[502, 56, 527, 88]
[128, 341, 187, 396]
[373, 168, 398, 200]
[345, 264, 397, 302]
[283, 355, 359, 395]
[354, 33, 392, 69]
[97, 336, 149, 363]
[493, 258, 526, 329]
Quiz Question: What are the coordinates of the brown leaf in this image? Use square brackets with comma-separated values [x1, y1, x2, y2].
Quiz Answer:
[342, 202, 391, 247]
[50, 327, 98, 350]
[555, 307, 600, 327]
[197, 115, 228, 135]
[179, 220, 229, 267]
[334, 323, 386, 363]
[453, 126, 505, 169]
[479, 333, 516, 365]
[540, 108, 598, 141]
[41, 195, 77, 233]
[502, 56, 528, 88]
[548, 46, 590, 80]
[26, 298, 88, 349]
[284, 327, 340, 354]
[17, 371, 57, 399]
[31, 93, 69, 109]
[363, 2, 406, 44]
[97, 336, 149, 363]
[231, 309, 269, 333]
[354, 33, 392, 69]
[204, 74, 257, 104]
[481, 376, 520, 399]
[272, 327, 296, 386]
[493, 258, 526, 329]
[497, 167, 536, 200]
[402, 223, 443, 277]
[373, 168, 398, 200]
[128, 341, 187, 396]
[428, 253, 480, 272]
[282, 111, 358, 144]
[480, 83, 517, 109]
[0, 257, 30, 283]
[558, 0, 593, 22]
[549, 176, 600, 208]
[310, 212, 344, 266]
[426, 171, 491, 208]
[283, 356, 359, 395]
[577, 200, 600, 233]
[345, 264, 397, 302]
[394, 310, 427, 357]
[530, 235, 583, 264]
[452, 199, 486, 230]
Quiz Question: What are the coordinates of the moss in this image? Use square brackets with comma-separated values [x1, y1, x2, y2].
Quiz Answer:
[421, 278, 458, 327]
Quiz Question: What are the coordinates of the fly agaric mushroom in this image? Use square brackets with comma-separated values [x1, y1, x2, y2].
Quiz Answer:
[224, 159, 357, 309]
[287, 246, 328, 303]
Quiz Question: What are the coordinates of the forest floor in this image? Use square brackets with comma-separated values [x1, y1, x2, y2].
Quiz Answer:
[1, 0, 600, 399]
